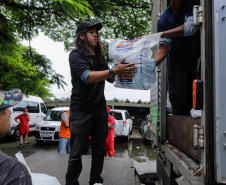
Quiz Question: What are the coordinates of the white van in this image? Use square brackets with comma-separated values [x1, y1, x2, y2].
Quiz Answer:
[9, 95, 47, 140]
[34, 107, 69, 143]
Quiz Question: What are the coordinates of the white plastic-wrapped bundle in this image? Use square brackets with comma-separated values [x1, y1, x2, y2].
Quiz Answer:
[15, 152, 61, 185]
[108, 33, 162, 90]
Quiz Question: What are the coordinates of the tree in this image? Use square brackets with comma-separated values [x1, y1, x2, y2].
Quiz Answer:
[0, 0, 152, 97]
[1, 0, 152, 50]
[0, 0, 92, 97]
[0, 44, 67, 98]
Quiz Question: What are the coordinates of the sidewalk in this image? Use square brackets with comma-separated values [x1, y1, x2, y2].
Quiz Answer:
[26, 151, 136, 185]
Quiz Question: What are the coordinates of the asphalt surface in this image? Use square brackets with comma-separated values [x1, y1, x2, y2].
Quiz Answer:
[0, 127, 156, 164]
[0, 132, 59, 158]
[0, 127, 157, 185]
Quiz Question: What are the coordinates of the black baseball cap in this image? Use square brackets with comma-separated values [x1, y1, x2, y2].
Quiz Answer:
[76, 21, 102, 33]
[0, 89, 23, 110]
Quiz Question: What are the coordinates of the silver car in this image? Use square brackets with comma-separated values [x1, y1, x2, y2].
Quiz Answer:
[139, 114, 151, 141]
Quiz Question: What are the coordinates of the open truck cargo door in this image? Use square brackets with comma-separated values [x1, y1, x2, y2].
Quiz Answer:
[149, 0, 226, 184]
[212, 0, 226, 183]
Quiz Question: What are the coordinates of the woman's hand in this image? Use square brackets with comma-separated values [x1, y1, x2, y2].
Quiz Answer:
[113, 58, 137, 77]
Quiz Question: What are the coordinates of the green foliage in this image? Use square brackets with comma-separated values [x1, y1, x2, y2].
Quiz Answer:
[0, 0, 90, 97]
[0, 44, 66, 99]
[92, 0, 152, 40]
[0, 0, 152, 98]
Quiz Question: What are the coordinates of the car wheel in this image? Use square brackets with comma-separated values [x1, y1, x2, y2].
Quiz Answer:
[143, 132, 146, 139]
[13, 127, 20, 140]
[129, 128, 132, 135]
[35, 139, 43, 144]
[127, 134, 130, 141]
[123, 134, 130, 142]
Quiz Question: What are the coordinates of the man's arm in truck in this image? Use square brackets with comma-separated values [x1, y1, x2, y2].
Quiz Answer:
[155, 16, 199, 66]
[162, 16, 199, 38]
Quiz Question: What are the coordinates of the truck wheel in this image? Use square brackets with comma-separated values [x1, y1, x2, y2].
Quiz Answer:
[13, 127, 20, 141]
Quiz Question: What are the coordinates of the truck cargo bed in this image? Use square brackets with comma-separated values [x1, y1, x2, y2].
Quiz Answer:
[166, 115, 202, 162]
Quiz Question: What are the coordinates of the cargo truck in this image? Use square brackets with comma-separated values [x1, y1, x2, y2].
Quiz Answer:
[149, 0, 226, 184]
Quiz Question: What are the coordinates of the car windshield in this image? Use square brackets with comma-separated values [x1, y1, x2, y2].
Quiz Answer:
[45, 111, 65, 121]
[110, 112, 122, 120]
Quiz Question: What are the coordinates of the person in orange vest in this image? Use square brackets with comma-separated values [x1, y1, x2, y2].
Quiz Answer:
[58, 110, 70, 154]
[105, 106, 115, 157]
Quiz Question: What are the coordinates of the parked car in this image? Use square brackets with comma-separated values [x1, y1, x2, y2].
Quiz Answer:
[139, 114, 151, 141]
[110, 109, 133, 140]
[34, 107, 69, 143]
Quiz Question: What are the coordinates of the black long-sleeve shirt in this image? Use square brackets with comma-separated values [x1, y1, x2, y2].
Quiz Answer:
[69, 49, 108, 112]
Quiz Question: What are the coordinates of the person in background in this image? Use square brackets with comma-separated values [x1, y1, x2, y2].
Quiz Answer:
[58, 110, 70, 154]
[66, 21, 137, 185]
[0, 89, 32, 184]
[14, 108, 31, 146]
[105, 106, 115, 157]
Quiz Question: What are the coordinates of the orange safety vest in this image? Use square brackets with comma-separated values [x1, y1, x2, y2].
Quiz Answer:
[59, 110, 71, 138]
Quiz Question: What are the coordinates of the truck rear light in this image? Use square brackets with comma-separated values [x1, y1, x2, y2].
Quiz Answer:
[123, 120, 127, 127]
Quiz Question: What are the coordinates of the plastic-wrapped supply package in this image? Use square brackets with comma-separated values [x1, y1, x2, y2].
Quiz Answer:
[15, 152, 61, 185]
[108, 33, 162, 90]
[190, 109, 201, 118]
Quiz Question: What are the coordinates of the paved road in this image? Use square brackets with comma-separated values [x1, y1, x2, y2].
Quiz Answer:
[0, 133, 58, 158]
[0, 127, 156, 164]
[0, 127, 157, 184]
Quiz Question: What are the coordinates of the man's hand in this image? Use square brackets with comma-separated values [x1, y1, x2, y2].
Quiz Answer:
[26, 114, 31, 121]
[113, 58, 137, 77]
[108, 123, 113, 129]
[14, 118, 20, 124]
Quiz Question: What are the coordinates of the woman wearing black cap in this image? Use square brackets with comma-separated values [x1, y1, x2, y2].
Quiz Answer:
[66, 21, 137, 185]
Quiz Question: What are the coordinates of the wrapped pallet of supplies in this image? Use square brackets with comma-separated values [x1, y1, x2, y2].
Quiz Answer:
[108, 33, 162, 90]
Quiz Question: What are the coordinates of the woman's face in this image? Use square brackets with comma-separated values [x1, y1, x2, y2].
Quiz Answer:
[80, 27, 98, 50]
[0, 108, 12, 139]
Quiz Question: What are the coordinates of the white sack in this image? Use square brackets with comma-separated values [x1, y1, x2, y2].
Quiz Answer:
[108, 33, 162, 90]
[15, 152, 61, 185]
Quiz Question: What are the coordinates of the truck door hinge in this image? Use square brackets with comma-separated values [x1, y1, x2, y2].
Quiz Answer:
[193, 125, 204, 149]
[193, 5, 203, 26]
